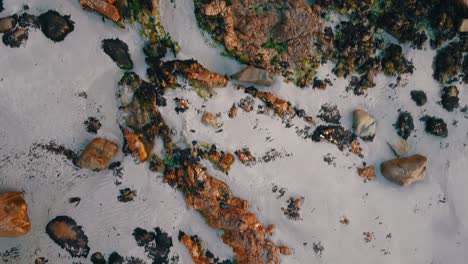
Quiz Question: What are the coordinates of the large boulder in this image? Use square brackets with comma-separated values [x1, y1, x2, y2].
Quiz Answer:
[352, 109, 376, 141]
[78, 138, 119, 170]
[381, 154, 427, 186]
[0, 192, 31, 237]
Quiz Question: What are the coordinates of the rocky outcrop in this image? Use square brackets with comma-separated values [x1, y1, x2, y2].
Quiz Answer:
[195, 0, 323, 87]
[381, 154, 427, 186]
[0, 192, 31, 237]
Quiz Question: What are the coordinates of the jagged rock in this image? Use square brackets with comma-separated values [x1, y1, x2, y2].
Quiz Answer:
[0, 15, 17, 33]
[79, 0, 121, 22]
[38, 10, 74, 42]
[2, 27, 28, 48]
[102, 38, 133, 70]
[0, 192, 31, 237]
[388, 138, 409, 157]
[78, 138, 119, 170]
[422, 116, 448, 137]
[381, 154, 427, 186]
[410, 90, 427, 106]
[46, 216, 90, 258]
[441, 86, 459, 112]
[231, 66, 274, 86]
[394, 111, 414, 140]
[352, 109, 376, 141]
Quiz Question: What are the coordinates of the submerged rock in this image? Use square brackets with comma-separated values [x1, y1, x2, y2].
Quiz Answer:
[46, 216, 90, 258]
[394, 112, 414, 140]
[441, 85, 459, 112]
[18, 13, 40, 28]
[422, 116, 448, 137]
[231, 66, 274, 86]
[381, 154, 427, 186]
[353, 109, 376, 141]
[0, 192, 31, 237]
[388, 138, 409, 157]
[2, 27, 28, 48]
[410, 90, 427, 106]
[0, 15, 17, 33]
[78, 137, 119, 170]
[38, 10, 74, 42]
[102, 38, 133, 70]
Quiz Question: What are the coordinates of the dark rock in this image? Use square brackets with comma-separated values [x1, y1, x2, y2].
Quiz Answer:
[143, 41, 167, 60]
[394, 112, 414, 140]
[102, 38, 133, 70]
[381, 154, 427, 186]
[410, 90, 427, 106]
[422, 116, 448, 137]
[84, 117, 102, 134]
[108, 252, 124, 264]
[433, 41, 463, 84]
[312, 125, 356, 151]
[18, 13, 40, 28]
[91, 252, 106, 264]
[117, 188, 136, 202]
[0, 0, 4, 13]
[45, 216, 90, 258]
[441, 86, 459, 112]
[38, 10, 74, 42]
[132, 227, 173, 264]
[317, 103, 341, 124]
[2, 27, 28, 48]
[381, 43, 414, 76]
[0, 15, 17, 33]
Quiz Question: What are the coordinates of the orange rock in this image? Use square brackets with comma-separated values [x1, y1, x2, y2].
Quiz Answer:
[123, 129, 148, 161]
[202, 112, 219, 128]
[357, 166, 376, 181]
[79, 0, 121, 22]
[0, 192, 31, 237]
[279, 246, 291, 255]
[229, 104, 237, 118]
[78, 138, 119, 171]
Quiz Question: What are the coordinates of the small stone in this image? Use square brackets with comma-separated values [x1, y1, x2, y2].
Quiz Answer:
[84, 117, 101, 134]
[388, 138, 409, 157]
[117, 188, 137, 202]
[18, 13, 40, 28]
[279, 246, 291, 255]
[357, 166, 376, 181]
[381, 154, 427, 186]
[102, 38, 133, 70]
[229, 104, 237, 118]
[201, 112, 220, 128]
[441, 86, 459, 112]
[0, 192, 31, 237]
[91, 252, 106, 264]
[410, 90, 427, 106]
[0, 15, 17, 33]
[231, 66, 274, 86]
[2, 27, 28, 48]
[46, 216, 90, 258]
[38, 10, 74, 42]
[394, 111, 414, 140]
[422, 116, 448, 137]
[353, 109, 376, 141]
[78, 138, 119, 170]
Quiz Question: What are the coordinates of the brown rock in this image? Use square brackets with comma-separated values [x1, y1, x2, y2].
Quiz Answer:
[46, 216, 90, 257]
[229, 104, 238, 118]
[357, 166, 376, 181]
[0, 16, 17, 33]
[381, 154, 427, 186]
[79, 0, 121, 22]
[0, 192, 31, 237]
[279, 246, 291, 255]
[78, 138, 119, 170]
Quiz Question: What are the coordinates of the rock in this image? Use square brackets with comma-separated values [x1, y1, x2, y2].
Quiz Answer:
[381, 154, 427, 186]
[441, 85, 459, 112]
[388, 138, 409, 157]
[102, 38, 133, 70]
[318, 104, 341, 124]
[122, 129, 147, 161]
[2, 27, 28, 48]
[231, 66, 274, 86]
[460, 19, 468, 33]
[79, 0, 121, 22]
[117, 188, 136, 202]
[394, 111, 414, 140]
[78, 138, 119, 170]
[422, 116, 448, 137]
[46, 216, 90, 258]
[410, 90, 427, 106]
[84, 117, 101, 134]
[201, 112, 220, 128]
[357, 166, 376, 181]
[279, 246, 291, 255]
[91, 252, 106, 264]
[18, 13, 40, 28]
[0, 192, 31, 237]
[38, 10, 74, 42]
[0, 15, 17, 33]
[353, 109, 376, 141]
[0, 0, 3, 12]
[228, 104, 237, 118]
